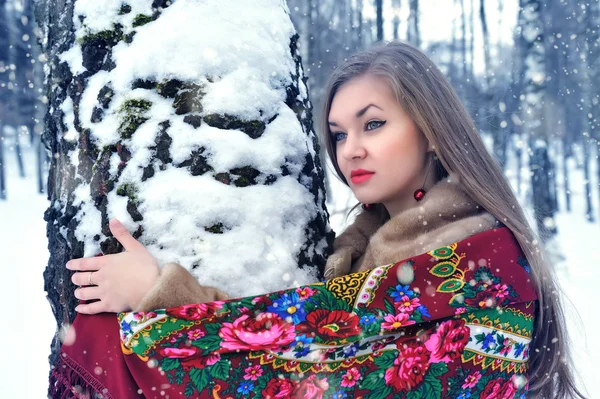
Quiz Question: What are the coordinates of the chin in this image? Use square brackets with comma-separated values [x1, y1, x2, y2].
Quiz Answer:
[354, 194, 381, 205]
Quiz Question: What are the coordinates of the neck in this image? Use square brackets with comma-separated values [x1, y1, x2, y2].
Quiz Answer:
[383, 173, 439, 219]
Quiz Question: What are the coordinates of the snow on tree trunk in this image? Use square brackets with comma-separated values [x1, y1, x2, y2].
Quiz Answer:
[35, 0, 334, 365]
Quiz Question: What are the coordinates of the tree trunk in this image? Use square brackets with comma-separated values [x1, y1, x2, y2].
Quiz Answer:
[5, 1, 25, 178]
[530, 142, 557, 240]
[597, 144, 600, 223]
[469, 0, 475, 79]
[13, 131, 25, 177]
[35, 130, 47, 194]
[515, 137, 523, 196]
[36, 0, 334, 368]
[497, 1, 503, 51]
[413, 0, 420, 47]
[460, 0, 467, 78]
[357, 0, 364, 48]
[583, 139, 594, 222]
[519, 0, 556, 240]
[17, 1, 44, 146]
[562, 138, 571, 212]
[584, 0, 599, 222]
[0, 121, 5, 200]
[549, 141, 559, 215]
[376, 0, 383, 42]
[511, 5, 526, 196]
[407, 0, 420, 47]
[479, 0, 491, 88]
[392, 0, 401, 40]
[348, 0, 354, 46]
[307, 0, 315, 68]
[480, 0, 506, 168]
[0, 0, 7, 199]
[449, 0, 458, 83]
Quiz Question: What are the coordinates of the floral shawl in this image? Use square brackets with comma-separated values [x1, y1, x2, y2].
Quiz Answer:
[50, 227, 537, 399]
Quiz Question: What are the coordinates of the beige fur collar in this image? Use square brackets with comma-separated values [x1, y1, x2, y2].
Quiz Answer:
[324, 179, 499, 278]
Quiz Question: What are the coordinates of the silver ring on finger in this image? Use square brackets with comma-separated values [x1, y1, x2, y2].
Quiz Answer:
[88, 271, 94, 286]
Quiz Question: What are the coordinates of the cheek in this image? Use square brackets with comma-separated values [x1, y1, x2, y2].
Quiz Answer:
[335, 152, 349, 178]
[379, 127, 426, 166]
[376, 137, 420, 169]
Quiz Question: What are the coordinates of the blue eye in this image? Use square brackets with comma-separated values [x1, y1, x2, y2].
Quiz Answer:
[332, 132, 347, 142]
[365, 120, 386, 130]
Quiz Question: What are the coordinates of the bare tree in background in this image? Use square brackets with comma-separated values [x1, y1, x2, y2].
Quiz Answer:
[376, 0, 383, 42]
[407, 0, 420, 47]
[392, 0, 401, 40]
[0, 0, 10, 198]
[582, 1, 600, 222]
[519, 0, 557, 240]
[460, 0, 467, 79]
[6, 0, 25, 178]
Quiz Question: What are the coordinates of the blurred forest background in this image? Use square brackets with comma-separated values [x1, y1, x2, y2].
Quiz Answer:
[1, 0, 599, 242]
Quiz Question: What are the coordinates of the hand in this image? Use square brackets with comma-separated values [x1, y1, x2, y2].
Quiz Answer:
[66, 218, 160, 314]
[323, 248, 353, 279]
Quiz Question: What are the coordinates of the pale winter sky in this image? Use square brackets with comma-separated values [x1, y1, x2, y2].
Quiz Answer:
[362, 0, 520, 75]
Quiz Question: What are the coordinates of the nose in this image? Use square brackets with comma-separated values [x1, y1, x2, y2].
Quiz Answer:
[339, 133, 366, 161]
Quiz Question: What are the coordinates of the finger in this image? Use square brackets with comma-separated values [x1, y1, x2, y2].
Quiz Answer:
[109, 218, 144, 253]
[71, 271, 100, 287]
[324, 267, 334, 279]
[74, 286, 103, 301]
[66, 256, 103, 271]
[75, 301, 108, 315]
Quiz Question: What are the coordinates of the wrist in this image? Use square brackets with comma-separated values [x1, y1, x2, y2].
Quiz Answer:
[130, 264, 160, 311]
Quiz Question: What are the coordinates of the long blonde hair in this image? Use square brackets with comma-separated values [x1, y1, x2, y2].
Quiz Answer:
[319, 41, 583, 398]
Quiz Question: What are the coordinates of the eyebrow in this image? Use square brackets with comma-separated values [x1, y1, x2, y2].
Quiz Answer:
[328, 104, 383, 127]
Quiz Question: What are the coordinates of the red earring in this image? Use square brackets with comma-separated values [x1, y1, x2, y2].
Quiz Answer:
[414, 155, 434, 202]
[413, 188, 426, 202]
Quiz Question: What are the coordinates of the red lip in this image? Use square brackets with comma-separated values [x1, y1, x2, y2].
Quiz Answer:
[351, 174, 374, 184]
[350, 169, 375, 184]
[351, 169, 375, 177]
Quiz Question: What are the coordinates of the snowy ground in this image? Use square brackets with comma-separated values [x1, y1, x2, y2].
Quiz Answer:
[0, 140, 56, 398]
[550, 152, 600, 399]
[0, 137, 598, 397]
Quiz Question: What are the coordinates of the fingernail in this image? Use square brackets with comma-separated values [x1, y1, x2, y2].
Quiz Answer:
[75, 306, 80, 312]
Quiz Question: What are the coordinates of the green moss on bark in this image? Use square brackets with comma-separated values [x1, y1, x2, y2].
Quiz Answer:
[203, 114, 266, 139]
[79, 26, 123, 46]
[117, 183, 139, 204]
[204, 223, 225, 234]
[118, 99, 152, 139]
[132, 14, 154, 27]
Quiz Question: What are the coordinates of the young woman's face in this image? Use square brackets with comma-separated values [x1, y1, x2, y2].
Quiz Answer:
[328, 73, 431, 215]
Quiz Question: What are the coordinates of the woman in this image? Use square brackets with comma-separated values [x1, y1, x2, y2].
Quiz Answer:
[59, 42, 582, 398]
